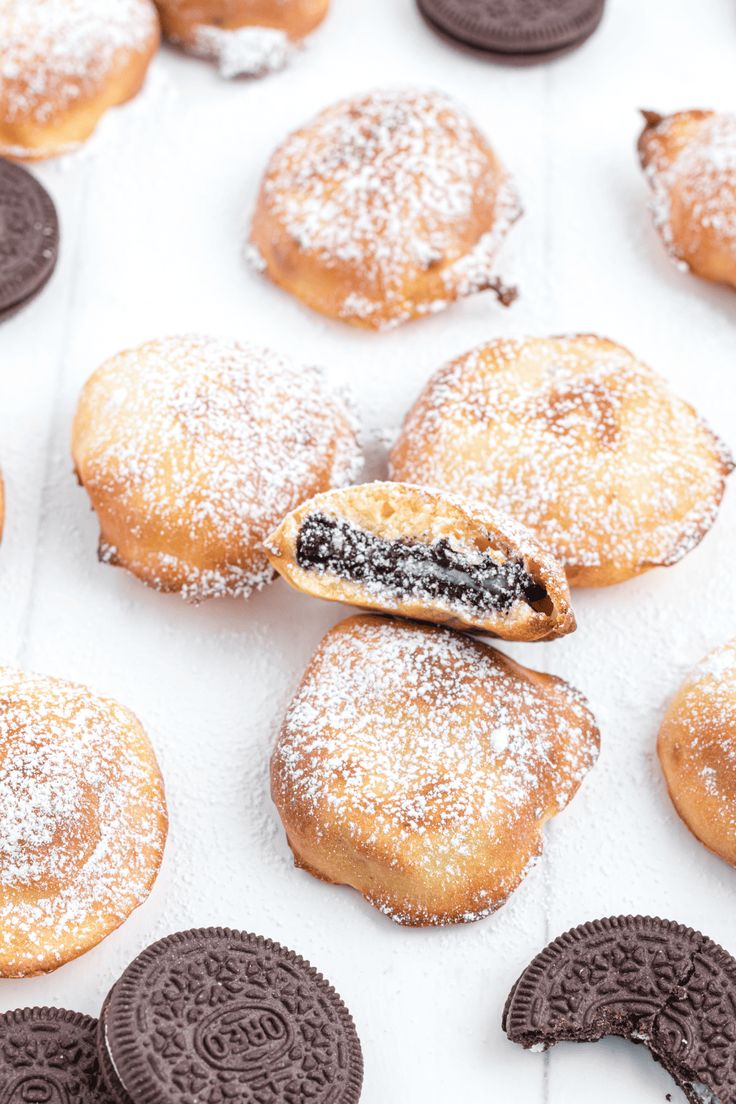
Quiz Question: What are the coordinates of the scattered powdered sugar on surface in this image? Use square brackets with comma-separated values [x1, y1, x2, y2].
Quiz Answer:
[644, 113, 736, 269]
[0, 667, 166, 970]
[189, 25, 294, 78]
[76, 335, 362, 602]
[274, 617, 598, 924]
[390, 336, 733, 573]
[255, 88, 520, 326]
[0, 0, 158, 125]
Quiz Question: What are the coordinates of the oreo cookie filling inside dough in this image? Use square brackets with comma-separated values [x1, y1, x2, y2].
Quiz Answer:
[296, 513, 549, 615]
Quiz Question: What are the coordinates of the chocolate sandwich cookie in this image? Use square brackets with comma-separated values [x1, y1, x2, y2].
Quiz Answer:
[0, 1007, 114, 1102]
[99, 927, 364, 1104]
[96, 997, 131, 1104]
[417, 0, 605, 64]
[0, 158, 59, 321]
[503, 915, 736, 1104]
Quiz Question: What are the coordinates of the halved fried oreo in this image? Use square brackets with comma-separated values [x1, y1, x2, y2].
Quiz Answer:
[503, 915, 736, 1104]
[265, 482, 574, 641]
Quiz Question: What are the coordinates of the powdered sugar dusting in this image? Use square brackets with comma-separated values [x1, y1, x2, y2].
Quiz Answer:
[689, 639, 736, 686]
[74, 335, 362, 602]
[0, 0, 158, 128]
[643, 112, 736, 270]
[673, 639, 736, 838]
[390, 336, 733, 578]
[273, 617, 599, 925]
[189, 25, 293, 78]
[0, 667, 166, 974]
[252, 88, 520, 327]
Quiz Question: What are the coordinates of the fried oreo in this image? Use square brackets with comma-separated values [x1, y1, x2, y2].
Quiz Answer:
[0, 159, 58, 320]
[639, 109, 736, 292]
[504, 915, 736, 1104]
[272, 615, 599, 926]
[659, 638, 736, 868]
[266, 482, 575, 641]
[390, 335, 733, 587]
[98, 927, 363, 1104]
[0, 667, 167, 978]
[249, 88, 520, 329]
[72, 335, 361, 602]
[0, 0, 160, 160]
[0, 1007, 114, 1102]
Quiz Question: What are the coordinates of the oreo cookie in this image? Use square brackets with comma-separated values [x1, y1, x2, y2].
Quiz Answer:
[0, 158, 59, 320]
[503, 916, 736, 1104]
[0, 1007, 114, 1102]
[417, 0, 605, 63]
[96, 999, 132, 1104]
[99, 927, 364, 1104]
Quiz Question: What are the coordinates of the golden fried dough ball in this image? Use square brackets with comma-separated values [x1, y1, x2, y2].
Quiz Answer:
[272, 615, 599, 926]
[0, 667, 167, 976]
[659, 639, 736, 869]
[0, 0, 160, 160]
[249, 88, 520, 329]
[72, 335, 361, 601]
[390, 335, 733, 587]
[639, 109, 736, 290]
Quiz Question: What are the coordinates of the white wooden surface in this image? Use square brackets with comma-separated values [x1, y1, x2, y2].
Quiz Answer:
[1, 1, 735, 1100]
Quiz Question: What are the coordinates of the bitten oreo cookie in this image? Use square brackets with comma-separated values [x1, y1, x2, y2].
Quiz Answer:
[0, 158, 59, 320]
[99, 927, 364, 1104]
[417, 0, 605, 62]
[503, 916, 736, 1104]
[0, 1007, 114, 1103]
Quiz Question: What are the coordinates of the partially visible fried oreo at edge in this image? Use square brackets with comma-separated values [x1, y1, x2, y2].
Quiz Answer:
[417, 0, 605, 62]
[0, 1007, 114, 1102]
[98, 927, 364, 1104]
[503, 915, 736, 1104]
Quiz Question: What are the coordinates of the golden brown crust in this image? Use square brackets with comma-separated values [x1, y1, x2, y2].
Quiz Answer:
[249, 88, 520, 330]
[71, 335, 361, 602]
[0, 0, 160, 161]
[155, 0, 329, 43]
[390, 334, 733, 587]
[0, 667, 167, 976]
[658, 639, 736, 869]
[638, 108, 736, 289]
[271, 615, 600, 926]
[265, 481, 575, 641]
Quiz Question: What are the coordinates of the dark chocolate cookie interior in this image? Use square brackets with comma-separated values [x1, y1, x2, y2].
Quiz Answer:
[296, 513, 549, 615]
